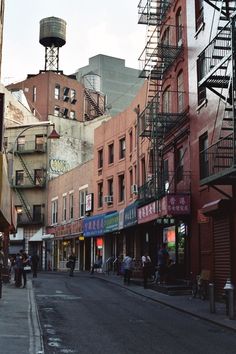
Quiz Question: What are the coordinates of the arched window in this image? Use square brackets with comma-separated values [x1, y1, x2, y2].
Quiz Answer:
[176, 8, 182, 47]
[177, 71, 184, 112]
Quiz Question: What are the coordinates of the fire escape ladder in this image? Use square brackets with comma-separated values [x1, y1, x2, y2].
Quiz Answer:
[84, 89, 105, 119]
[15, 152, 35, 185]
[15, 188, 33, 222]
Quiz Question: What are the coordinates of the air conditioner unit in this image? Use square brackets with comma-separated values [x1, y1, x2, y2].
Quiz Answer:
[131, 184, 138, 194]
[104, 195, 113, 204]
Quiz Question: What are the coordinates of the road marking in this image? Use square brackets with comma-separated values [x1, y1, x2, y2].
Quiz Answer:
[36, 294, 81, 300]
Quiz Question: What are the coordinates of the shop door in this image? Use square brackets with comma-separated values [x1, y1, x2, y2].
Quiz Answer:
[213, 215, 231, 298]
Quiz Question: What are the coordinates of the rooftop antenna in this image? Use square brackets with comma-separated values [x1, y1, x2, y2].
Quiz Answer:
[39, 16, 66, 72]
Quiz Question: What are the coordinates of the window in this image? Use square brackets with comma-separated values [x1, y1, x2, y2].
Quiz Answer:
[177, 71, 184, 112]
[3, 137, 7, 150]
[176, 8, 183, 47]
[141, 157, 146, 184]
[98, 182, 103, 208]
[118, 174, 125, 202]
[129, 169, 133, 196]
[55, 84, 60, 100]
[163, 159, 169, 192]
[79, 189, 88, 218]
[17, 136, 25, 152]
[16, 205, 23, 223]
[176, 147, 184, 182]
[33, 205, 42, 222]
[35, 135, 44, 150]
[69, 193, 74, 219]
[70, 110, 76, 120]
[98, 149, 103, 169]
[71, 89, 77, 104]
[134, 125, 137, 147]
[62, 195, 67, 221]
[108, 143, 114, 164]
[63, 87, 70, 102]
[51, 199, 58, 224]
[199, 133, 208, 179]
[197, 53, 207, 106]
[107, 178, 113, 197]
[129, 130, 133, 154]
[16, 170, 24, 186]
[34, 169, 44, 186]
[119, 137, 126, 159]
[162, 87, 171, 113]
[33, 86, 37, 102]
[162, 27, 170, 45]
[195, 0, 204, 32]
[54, 106, 60, 117]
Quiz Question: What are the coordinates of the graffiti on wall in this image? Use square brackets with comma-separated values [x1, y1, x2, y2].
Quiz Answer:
[49, 159, 70, 174]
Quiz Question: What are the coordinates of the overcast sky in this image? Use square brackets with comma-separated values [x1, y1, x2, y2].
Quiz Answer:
[1, 0, 146, 85]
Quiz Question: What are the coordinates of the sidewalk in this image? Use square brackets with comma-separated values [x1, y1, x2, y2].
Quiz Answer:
[0, 280, 44, 354]
[91, 271, 236, 332]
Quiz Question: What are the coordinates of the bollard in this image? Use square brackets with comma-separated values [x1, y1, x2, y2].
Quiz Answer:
[209, 283, 215, 313]
[224, 279, 235, 320]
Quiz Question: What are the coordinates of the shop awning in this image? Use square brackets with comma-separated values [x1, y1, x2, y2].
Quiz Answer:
[201, 199, 231, 215]
[29, 228, 43, 242]
[41, 234, 54, 240]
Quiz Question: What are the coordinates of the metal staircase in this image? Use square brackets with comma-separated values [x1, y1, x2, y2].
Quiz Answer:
[138, 0, 189, 203]
[198, 0, 236, 185]
[15, 188, 33, 222]
[84, 89, 105, 120]
[15, 152, 35, 185]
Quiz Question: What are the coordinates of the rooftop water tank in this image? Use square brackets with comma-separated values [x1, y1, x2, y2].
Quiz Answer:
[39, 17, 66, 48]
[83, 72, 101, 92]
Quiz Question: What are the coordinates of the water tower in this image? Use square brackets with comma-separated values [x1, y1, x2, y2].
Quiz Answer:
[39, 17, 66, 72]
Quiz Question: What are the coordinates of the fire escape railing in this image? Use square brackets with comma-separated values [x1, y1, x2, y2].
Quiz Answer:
[138, 0, 171, 25]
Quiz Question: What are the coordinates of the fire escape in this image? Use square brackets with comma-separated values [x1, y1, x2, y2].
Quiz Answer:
[138, 0, 189, 203]
[12, 140, 46, 225]
[198, 0, 236, 186]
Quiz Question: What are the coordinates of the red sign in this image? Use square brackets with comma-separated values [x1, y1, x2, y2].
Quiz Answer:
[138, 201, 161, 224]
[197, 209, 209, 224]
[161, 195, 190, 216]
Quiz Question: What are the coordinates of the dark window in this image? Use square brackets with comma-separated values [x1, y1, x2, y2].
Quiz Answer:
[16, 170, 24, 185]
[69, 193, 74, 219]
[33, 205, 42, 222]
[34, 169, 44, 185]
[176, 147, 184, 182]
[197, 53, 207, 106]
[118, 174, 125, 202]
[119, 138, 126, 159]
[108, 178, 113, 197]
[98, 149, 103, 169]
[35, 135, 44, 151]
[195, 0, 204, 31]
[141, 157, 146, 185]
[62, 195, 67, 221]
[108, 143, 114, 164]
[199, 133, 208, 179]
[98, 182, 103, 208]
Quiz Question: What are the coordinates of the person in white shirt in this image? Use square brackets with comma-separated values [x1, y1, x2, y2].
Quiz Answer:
[142, 252, 152, 288]
[123, 253, 133, 285]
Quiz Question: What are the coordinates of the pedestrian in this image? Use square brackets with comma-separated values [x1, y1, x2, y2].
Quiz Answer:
[31, 252, 39, 278]
[14, 253, 23, 287]
[157, 243, 169, 284]
[68, 253, 76, 277]
[142, 251, 152, 289]
[123, 253, 133, 285]
[90, 255, 102, 274]
[20, 250, 30, 288]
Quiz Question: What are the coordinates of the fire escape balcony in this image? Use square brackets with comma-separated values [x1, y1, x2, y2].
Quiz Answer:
[199, 133, 236, 186]
[14, 141, 47, 154]
[138, 0, 171, 25]
[17, 213, 45, 226]
[139, 91, 189, 139]
[139, 171, 191, 205]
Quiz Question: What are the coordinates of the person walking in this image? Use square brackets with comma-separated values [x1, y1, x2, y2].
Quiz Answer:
[20, 250, 30, 288]
[157, 243, 169, 284]
[31, 252, 39, 278]
[142, 252, 152, 289]
[14, 253, 23, 288]
[123, 253, 133, 285]
[68, 253, 76, 277]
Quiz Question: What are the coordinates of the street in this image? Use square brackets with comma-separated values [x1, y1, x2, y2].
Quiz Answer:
[34, 272, 236, 354]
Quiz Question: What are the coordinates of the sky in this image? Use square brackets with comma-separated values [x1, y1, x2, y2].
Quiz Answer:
[1, 0, 146, 85]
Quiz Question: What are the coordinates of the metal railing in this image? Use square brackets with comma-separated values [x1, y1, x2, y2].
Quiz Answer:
[199, 133, 235, 180]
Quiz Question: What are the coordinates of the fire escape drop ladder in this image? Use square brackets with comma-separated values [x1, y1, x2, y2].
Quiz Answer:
[14, 188, 33, 222]
[15, 152, 35, 185]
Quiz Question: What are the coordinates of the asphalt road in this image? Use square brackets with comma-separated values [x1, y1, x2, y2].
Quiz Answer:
[34, 273, 236, 354]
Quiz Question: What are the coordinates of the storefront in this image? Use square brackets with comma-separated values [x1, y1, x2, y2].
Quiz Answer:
[123, 202, 138, 258]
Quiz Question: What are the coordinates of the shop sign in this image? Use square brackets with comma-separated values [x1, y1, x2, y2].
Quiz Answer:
[83, 214, 105, 237]
[138, 201, 161, 224]
[124, 202, 137, 228]
[156, 217, 175, 225]
[104, 212, 119, 233]
[85, 193, 94, 212]
[119, 209, 124, 230]
[197, 209, 209, 224]
[79, 236, 85, 241]
[161, 195, 190, 215]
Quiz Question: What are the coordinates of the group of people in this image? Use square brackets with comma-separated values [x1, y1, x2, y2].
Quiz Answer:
[11, 250, 39, 288]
